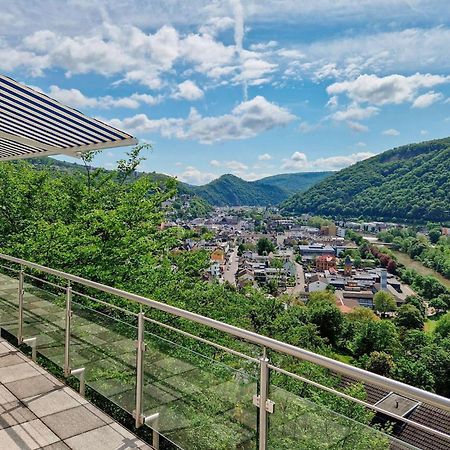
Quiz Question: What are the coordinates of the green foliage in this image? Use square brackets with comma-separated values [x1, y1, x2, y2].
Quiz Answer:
[373, 291, 397, 316]
[365, 351, 395, 376]
[186, 172, 331, 207]
[282, 137, 450, 222]
[435, 312, 450, 338]
[395, 304, 425, 330]
[256, 237, 275, 255]
[353, 321, 400, 357]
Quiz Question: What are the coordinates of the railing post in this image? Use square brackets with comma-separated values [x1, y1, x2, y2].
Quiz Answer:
[64, 283, 72, 377]
[134, 311, 145, 428]
[259, 347, 269, 450]
[18, 268, 24, 344]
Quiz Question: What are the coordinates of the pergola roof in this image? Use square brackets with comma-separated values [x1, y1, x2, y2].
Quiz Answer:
[0, 74, 137, 161]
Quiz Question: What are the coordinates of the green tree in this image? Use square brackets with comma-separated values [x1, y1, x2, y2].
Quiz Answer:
[373, 291, 397, 317]
[307, 299, 343, 345]
[428, 228, 441, 244]
[365, 351, 395, 376]
[353, 321, 400, 356]
[395, 304, 425, 330]
[435, 312, 450, 338]
[256, 237, 275, 255]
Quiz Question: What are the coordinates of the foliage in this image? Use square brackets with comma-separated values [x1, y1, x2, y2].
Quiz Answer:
[395, 304, 425, 330]
[187, 172, 331, 207]
[256, 237, 275, 255]
[373, 291, 397, 317]
[282, 137, 450, 222]
[435, 312, 450, 338]
[365, 351, 395, 376]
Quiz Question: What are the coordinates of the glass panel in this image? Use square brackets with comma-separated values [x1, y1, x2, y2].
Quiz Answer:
[268, 383, 421, 450]
[22, 281, 66, 366]
[0, 271, 20, 335]
[70, 298, 137, 414]
[142, 326, 258, 450]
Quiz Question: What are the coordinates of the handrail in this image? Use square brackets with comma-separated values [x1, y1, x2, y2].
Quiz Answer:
[1, 252, 450, 413]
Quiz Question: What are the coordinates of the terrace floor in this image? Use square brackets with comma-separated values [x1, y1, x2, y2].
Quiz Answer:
[0, 338, 152, 450]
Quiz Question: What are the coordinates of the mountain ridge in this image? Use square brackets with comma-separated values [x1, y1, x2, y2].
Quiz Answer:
[282, 137, 450, 222]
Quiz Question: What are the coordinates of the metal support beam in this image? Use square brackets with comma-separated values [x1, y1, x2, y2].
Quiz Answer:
[134, 312, 146, 428]
[18, 269, 24, 344]
[71, 367, 86, 397]
[258, 348, 269, 450]
[64, 284, 72, 377]
[23, 337, 37, 362]
[145, 412, 160, 449]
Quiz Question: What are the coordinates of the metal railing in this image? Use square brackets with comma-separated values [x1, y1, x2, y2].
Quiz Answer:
[0, 252, 449, 450]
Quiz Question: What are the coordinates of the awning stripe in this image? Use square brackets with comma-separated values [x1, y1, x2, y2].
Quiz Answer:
[0, 73, 137, 161]
[1, 79, 126, 141]
[2, 97, 96, 145]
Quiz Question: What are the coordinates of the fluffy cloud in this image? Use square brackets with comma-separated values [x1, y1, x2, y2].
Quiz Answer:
[258, 153, 272, 160]
[110, 95, 295, 144]
[46, 85, 161, 109]
[327, 73, 449, 106]
[177, 165, 217, 184]
[172, 80, 204, 101]
[281, 151, 374, 171]
[411, 91, 443, 108]
[330, 105, 379, 121]
[210, 160, 248, 171]
[382, 128, 400, 136]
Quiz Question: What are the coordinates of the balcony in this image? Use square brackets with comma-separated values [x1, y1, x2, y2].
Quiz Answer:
[0, 253, 449, 450]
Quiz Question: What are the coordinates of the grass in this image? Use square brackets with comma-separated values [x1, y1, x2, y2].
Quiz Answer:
[424, 318, 438, 334]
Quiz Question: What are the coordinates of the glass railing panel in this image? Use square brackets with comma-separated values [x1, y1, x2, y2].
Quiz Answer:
[142, 325, 258, 450]
[267, 382, 421, 450]
[70, 298, 137, 414]
[21, 280, 66, 366]
[0, 270, 20, 335]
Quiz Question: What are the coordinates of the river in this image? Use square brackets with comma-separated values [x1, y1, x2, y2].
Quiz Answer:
[390, 250, 450, 290]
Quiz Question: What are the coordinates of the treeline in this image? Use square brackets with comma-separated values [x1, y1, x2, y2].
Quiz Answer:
[282, 137, 450, 222]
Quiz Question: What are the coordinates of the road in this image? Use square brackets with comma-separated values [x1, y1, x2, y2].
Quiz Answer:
[285, 259, 305, 295]
[224, 248, 238, 286]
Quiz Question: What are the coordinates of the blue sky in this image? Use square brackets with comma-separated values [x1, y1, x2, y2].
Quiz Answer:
[2, 0, 450, 184]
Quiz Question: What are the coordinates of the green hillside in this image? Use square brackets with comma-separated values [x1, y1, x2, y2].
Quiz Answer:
[255, 171, 332, 195]
[282, 137, 450, 222]
[185, 172, 332, 206]
[186, 174, 287, 206]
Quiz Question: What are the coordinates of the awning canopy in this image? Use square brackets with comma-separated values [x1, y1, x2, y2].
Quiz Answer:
[0, 74, 137, 161]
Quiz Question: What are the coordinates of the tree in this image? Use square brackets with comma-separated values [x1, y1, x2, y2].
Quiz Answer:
[365, 351, 395, 376]
[404, 296, 426, 318]
[116, 143, 150, 184]
[429, 297, 448, 314]
[307, 299, 343, 345]
[395, 304, 424, 329]
[428, 228, 441, 244]
[256, 237, 275, 255]
[435, 312, 450, 338]
[373, 291, 397, 317]
[347, 307, 378, 323]
[353, 321, 400, 356]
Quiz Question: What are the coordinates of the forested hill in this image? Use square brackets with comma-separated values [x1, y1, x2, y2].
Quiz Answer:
[282, 137, 450, 222]
[186, 172, 331, 206]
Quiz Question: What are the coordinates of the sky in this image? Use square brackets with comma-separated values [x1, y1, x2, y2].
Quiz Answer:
[2, 0, 450, 185]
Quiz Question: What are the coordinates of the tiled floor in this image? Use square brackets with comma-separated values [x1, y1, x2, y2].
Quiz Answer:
[0, 338, 152, 450]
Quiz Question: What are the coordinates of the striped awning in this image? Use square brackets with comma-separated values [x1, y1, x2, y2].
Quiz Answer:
[0, 74, 137, 161]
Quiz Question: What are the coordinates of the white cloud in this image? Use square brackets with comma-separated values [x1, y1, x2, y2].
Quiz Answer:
[330, 105, 379, 121]
[382, 128, 400, 136]
[346, 121, 369, 133]
[177, 165, 217, 184]
[298, 121, 320, 133]
[281, 151, 374, 171]
[46, 85, 162, 109]
[420, 129, 429, 135]
[411, 91, 443, 108]
[327, 73, 449, 106]
[172, 80, 204, 101]
[111, 95, 295, 144]
[258, 153, 272, 160]
[210, 160, 248, 171]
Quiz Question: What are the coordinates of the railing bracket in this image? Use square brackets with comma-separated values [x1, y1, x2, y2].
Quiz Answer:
[253, 394, 275, 414]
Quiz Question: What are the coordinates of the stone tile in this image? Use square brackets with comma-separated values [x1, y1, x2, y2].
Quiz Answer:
[0, 353, 24, 368]
[5, 374, 60, 400]
[83, 401, 114, 424]
[0, 362, 40, 383]
[42, 442, 71, 450]
[24, 388, 82, 417]
[0, 401, 37, 429]
[64, 424, 143, 450]
[41, 405, 106, 439]
[0, 385, 17, 405]
[0, 418, 59, 449]
[109, 422, 154, 449]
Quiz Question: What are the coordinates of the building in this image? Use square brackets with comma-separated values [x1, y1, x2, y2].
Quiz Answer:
[316, 255, 337, 271]
[298, 244, 335, 261]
